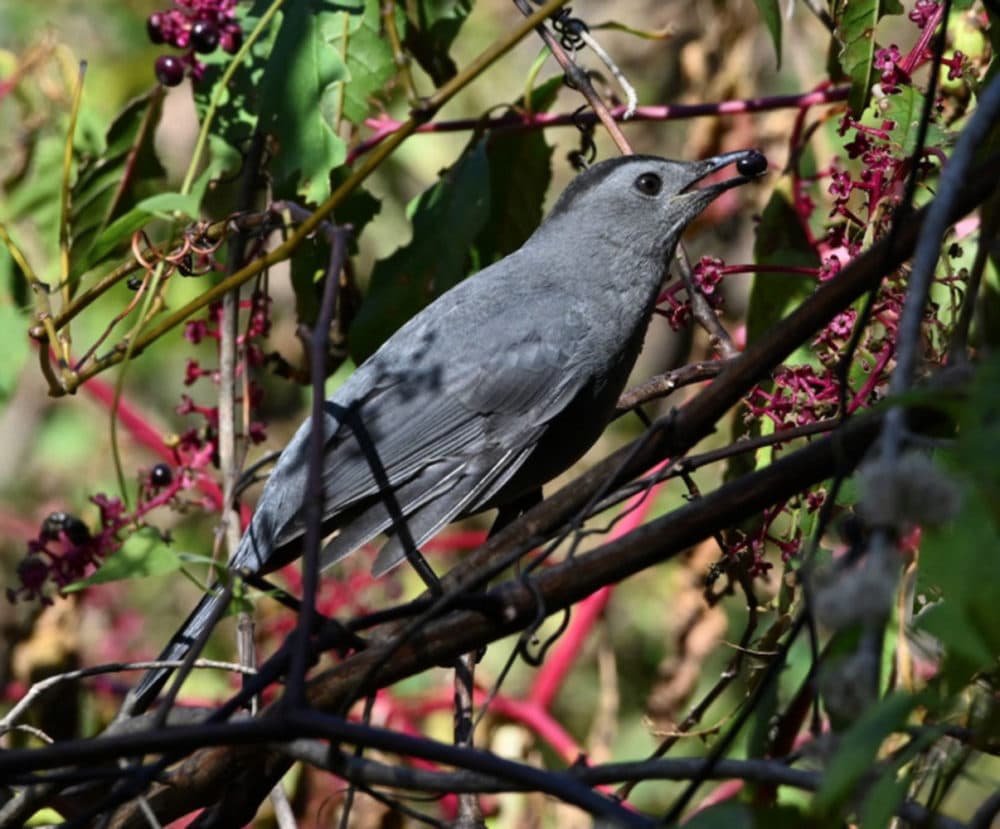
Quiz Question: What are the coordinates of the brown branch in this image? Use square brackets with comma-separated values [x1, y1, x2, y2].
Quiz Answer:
[615, 360, 728, 414]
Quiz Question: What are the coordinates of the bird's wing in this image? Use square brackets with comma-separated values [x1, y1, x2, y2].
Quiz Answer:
[264, 303, 589, 557]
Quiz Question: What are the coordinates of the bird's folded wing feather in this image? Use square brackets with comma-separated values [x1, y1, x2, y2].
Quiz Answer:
[265, 304, 588, 554]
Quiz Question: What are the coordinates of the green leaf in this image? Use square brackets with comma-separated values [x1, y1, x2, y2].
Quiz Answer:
[753, 0, 783, 69]
[348, 139, 491, 361]
[402, 0, 474, 85]
[859, 767, 911, 829]
[64, 527, 182, 590]
[747, 179, 821, 349]
[191, 5, 272, 203]
[916, 358, 1000, 683]
[683, 802, 753, 829]
[814, 692, 918, 815]
[86, 207, 154, 266]
[290, 169, 380, 327]
[872, 85, 951, 155]
[259, 0, 350, 203]
[0, 302, 30, 400]
[69, 88, 166, 278]
[135, 190, 200, 220]
[134, 162, 223, 220]
[324, 0, 397, 125]
[833, 0, 904, 116]
[471, 79, 558, 266]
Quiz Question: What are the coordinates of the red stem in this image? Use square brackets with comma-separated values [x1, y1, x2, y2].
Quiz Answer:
[348, 86, 849, 164]
[528, 460, 671, 710]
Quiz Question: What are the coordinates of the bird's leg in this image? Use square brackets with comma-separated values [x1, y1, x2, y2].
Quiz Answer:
[451, 488, 542, 827]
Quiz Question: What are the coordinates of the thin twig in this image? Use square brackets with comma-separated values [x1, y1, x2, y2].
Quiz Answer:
[675, 246, 737, 358]
[511, 0, 633, 154]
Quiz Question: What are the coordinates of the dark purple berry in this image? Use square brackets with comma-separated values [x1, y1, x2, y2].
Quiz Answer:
[41, 511, 71, 540]
[127, 276, 143, 290]
[150, 463, 173, 488]
[155, 55, 185, 87]
[62, 515, 92, 546]
[737, 150, 767, 177]
[40, 511, 90, 545]
[222, 27, 243, 55]
[190, 20, 220, 54]
[147, 12, 166, 45]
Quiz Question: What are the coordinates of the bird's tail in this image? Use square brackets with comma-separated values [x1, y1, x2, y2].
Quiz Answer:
[119, 583, 229, 718]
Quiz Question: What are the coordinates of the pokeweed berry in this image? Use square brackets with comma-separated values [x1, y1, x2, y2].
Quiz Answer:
[190, 20, 220, 54]
[155, 55, 186, 87]
[150, 463, 174, 488]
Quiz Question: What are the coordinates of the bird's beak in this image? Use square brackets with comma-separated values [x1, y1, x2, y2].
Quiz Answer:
[664, 149, 767, 234]
[680, 148, 768, 198]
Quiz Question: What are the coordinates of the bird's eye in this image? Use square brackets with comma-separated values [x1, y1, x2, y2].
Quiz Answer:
[634, 172, 662, 196]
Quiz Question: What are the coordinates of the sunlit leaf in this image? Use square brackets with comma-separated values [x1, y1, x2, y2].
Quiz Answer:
[832, 0, 904, 116]
[259, 0, 350, 204]
[64, 527, 183, 589]
[324, 0, 397, 125]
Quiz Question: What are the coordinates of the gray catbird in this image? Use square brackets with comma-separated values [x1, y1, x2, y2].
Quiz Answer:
[125, 149, 766, 714]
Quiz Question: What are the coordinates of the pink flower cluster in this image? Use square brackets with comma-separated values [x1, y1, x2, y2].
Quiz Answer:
[657, 256, 729, 331]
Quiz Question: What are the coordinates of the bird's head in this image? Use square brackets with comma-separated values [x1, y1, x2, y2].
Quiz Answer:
[541, 149, 767, 261]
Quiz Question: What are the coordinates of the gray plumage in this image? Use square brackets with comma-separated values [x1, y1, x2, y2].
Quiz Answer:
[124, 149, 764, 715]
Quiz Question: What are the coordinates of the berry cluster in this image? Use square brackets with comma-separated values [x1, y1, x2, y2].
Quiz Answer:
[8, 476, 173, 605]
[147, 0, 243, 87]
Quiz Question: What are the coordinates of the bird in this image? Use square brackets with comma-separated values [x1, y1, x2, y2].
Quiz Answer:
[123, 148, 766, 715]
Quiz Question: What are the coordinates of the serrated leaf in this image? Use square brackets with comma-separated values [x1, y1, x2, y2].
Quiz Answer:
[348, 140, 491, 361]
[258, 1, 350, 204]
[833, 0, 904, 116]
[324, 0, 397, 125]
[753, 0, 783, 69]
[69, 88, 166, 278]
[64, 527, 182, 590]
[814, 692, 917, 814]
[402, 0, 474, 85]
